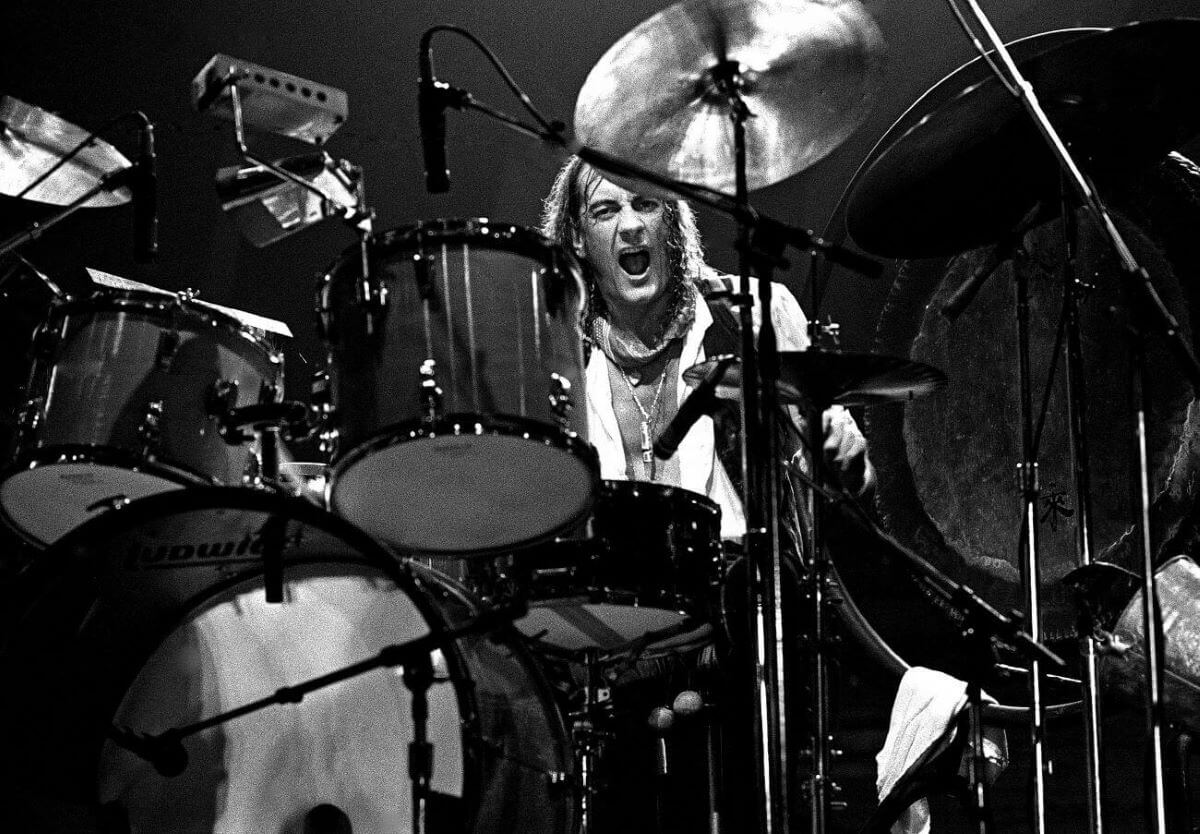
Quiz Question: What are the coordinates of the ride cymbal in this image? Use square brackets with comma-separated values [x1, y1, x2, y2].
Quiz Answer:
[575, 0, 884, 193]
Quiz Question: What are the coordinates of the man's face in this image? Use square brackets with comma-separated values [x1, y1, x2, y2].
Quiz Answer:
[574, 175, 671, 322]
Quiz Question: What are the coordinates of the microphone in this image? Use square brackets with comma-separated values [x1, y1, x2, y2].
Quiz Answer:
[417, 31, 472, 194]
[418, 34, 450, 194]
[647, 705, 675, 777]
[653, 356, 733, 460]
[109, 726, 188, 777]
[132, 118, 158, 262]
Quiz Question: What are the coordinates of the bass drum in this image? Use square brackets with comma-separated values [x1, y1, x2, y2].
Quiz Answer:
[834, 150, 1200, 714]
[0, 488, 573, 833]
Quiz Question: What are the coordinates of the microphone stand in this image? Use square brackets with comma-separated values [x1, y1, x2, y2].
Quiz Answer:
[941, 6, 1197, 831]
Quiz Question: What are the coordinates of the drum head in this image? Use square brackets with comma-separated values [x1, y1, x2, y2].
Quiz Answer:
[1, 459, 194, 545]
[0, 488, 467, 832]
[331, 418, 597, 555]
[837, 153, 1200, 708]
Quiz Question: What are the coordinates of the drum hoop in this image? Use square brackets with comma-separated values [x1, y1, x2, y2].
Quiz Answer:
[47, 290, 281, 360]
[375, 218, 570, 268]
[597, 478, 722, 520]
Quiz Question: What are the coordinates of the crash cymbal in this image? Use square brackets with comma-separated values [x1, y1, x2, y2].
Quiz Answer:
[0, 96, 132, 207]
[684, 350, 946, 408]
[574, 0, 884, 194]
[846, 18, 1200, 258]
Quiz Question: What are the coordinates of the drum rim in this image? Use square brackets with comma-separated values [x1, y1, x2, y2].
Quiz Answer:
[597, 478, 722, 519]
[372, 217, 569, 265]
[45, 288, 283, 360]
[0, 448, 211, 546]
[327, 413, 599, 555]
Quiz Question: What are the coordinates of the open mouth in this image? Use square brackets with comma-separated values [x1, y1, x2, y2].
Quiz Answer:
[618, 249, 650, 276]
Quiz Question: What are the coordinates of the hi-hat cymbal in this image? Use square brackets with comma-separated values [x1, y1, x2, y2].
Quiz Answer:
[684, 350, 946, 408]
[846, 18, 1200, 259]
[0, 96, 132, 207]
[574, 0, 884, 194]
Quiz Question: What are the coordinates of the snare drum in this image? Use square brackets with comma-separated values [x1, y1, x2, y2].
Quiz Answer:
[0, 290, 282, 546]
[317, 219, 597, 555]
[508, 480, 724, 657]
[0, 487, 574, 833]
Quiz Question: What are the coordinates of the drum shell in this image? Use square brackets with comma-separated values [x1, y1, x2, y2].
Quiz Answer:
[493, 480, 724, 655]
[0, 487, 574, 833]
[317, 219, 588, 450]
[12, 291, 281, 484]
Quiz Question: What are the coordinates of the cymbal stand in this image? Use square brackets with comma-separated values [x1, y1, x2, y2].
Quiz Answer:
[943, 3, 1200, 831]
[570, 648, 611, 834]
[1058, 186, 1106, 834]
[1013, 234, 1050, 832]
[706, 56, 793, 834]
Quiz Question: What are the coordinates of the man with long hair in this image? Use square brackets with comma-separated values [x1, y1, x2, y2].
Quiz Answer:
[541, 156, 872, 520]
[540, 156, 873, 829]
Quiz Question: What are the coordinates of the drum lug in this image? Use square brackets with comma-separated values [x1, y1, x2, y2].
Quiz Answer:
[412, 249, 438, 305]
[206, 379, 240, 418]
[310, 369, 340, 456]
[139, 399, 165, 456]
[419, 359, 443, 423]
[156, 328, 181, 370]
[548, 372, 574, 428]
[16, 396, 45, 439]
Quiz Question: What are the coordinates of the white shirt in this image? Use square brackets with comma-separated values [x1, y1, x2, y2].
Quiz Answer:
[586, 275, 809, 540]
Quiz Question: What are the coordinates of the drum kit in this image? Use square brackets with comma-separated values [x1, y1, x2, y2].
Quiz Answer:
[2, 0, 1200, 833]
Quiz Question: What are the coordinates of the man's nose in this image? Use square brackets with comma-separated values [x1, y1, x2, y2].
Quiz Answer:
[616, 206, 646, 240]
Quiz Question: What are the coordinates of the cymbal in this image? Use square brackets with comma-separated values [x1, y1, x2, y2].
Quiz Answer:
[0, 96, 132, 207]
[846, 18, 1200, 258]
[684, 350, 946, 408]
[574, 0, 884, 194]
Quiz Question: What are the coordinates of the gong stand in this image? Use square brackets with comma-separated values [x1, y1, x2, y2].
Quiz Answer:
[942, 4, 1200, 832]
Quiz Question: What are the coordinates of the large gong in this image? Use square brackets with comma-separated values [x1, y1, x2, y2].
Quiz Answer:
[837, 152, 1200, 701]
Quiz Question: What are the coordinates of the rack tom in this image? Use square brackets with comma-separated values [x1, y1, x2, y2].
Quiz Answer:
[317, 219, 596, 555]
[0, 289, 283, 546]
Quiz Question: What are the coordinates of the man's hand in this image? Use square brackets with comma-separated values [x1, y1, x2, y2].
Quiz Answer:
[823, 405, 873, 496]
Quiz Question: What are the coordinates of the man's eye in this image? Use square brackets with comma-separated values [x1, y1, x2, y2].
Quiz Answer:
[634, 199, 660, 212]
[590, 206, 616, 220]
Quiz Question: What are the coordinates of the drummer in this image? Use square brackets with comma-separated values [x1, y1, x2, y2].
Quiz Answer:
[540, 156, 873, 538]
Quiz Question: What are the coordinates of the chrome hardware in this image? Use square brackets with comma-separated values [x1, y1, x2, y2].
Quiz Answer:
[139, 399, 165, 456]
[85, 494, 131, 514]
[16, 396, 44, 440]
[419, 359, 443, 423]
[548, 373, 574, 428]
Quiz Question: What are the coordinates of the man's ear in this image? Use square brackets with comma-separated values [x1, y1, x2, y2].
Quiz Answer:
[570, 229, 586, 258]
